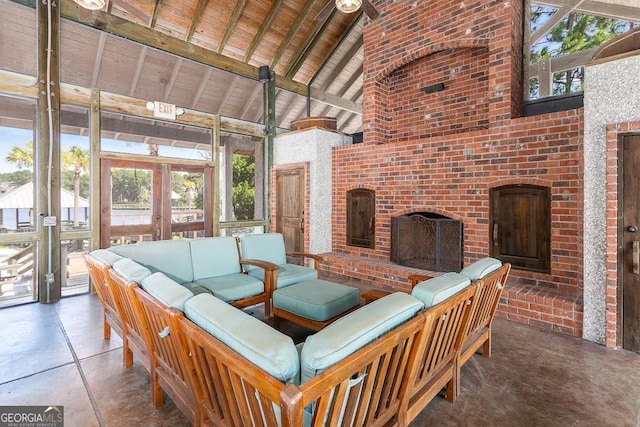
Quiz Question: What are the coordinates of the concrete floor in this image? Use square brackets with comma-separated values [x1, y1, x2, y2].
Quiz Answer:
[1, 293, 640, 427]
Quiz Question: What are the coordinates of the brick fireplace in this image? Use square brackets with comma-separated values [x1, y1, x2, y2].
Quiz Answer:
[319, 0, 585, 338]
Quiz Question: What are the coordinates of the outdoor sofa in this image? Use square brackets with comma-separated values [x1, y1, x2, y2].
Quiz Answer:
[84, 236, 510, 425]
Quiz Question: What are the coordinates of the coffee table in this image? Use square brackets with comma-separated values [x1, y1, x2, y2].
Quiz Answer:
[272, 278, 361, 331]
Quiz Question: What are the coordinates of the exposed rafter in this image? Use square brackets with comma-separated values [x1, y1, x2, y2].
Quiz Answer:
[530, 0, 585, 45]
[186, 0, 209, 42]
[533, 0, 640, 22]
[217, 0, 250, 54]
[244, 0, 286, 63]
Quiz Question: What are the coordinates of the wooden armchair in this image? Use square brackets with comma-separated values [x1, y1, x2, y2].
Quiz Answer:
[454, 262, 511, 397]
[179, 302, 428, 427]
[106, 269, 157, 402]
[405, 283, 477, 423]
[84, 253, 123, 341]
[133, 287, 201, 425]
[282, 312, 427, 427]
[178, 313, 287, 426]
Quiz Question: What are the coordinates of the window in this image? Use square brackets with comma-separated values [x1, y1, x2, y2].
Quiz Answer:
[347, 189, 375, 249]
[526, 2, 637, 101]
[490, 185, 550, 273]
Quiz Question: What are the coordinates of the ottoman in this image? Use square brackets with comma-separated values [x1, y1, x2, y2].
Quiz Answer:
[272, 279, 361, 331]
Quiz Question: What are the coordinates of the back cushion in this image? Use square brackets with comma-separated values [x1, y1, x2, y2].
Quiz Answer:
[89, 249, 124, 266]
[112, 258, 152, 284]
[239, 233, 287, 271]
[300, 292, 424, 384]
[184, 293, 299, 384]
[141, 272, 194, 312]
[189, 237, 241, 280]
[110, 240, 194, 283]
[411, 272, 471, 308]
[460, 257, 502, 280]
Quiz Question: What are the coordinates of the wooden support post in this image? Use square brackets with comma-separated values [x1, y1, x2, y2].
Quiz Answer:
[37, 0, 62, 303]
[263, 70, 276, 232]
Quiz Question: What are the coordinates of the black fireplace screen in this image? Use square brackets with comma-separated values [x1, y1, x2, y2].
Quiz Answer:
[390, 213, 462, 272]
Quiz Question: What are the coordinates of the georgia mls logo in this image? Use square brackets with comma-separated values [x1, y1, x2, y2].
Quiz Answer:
[0, 405, 64, 427]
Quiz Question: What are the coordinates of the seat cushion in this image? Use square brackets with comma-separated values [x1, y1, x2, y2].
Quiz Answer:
[460, 257, 502, 280]
[140, 272, 194, 312]
[273, 279, 360, 322]
[248, 263, 318, 288]
[109, 240, 194, 284]
[89, 249, 124, 266]
[239, 233, 287, 272]
[112, 258, 152, 284]
[300, 292, 424, 384]
[189, 237, 242, 280]
[411, 272, 471, 308]
[193, 274, 264, 302]
[184, 293, 299, 384]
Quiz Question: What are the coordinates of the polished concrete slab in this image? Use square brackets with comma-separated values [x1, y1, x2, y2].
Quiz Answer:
[0, 292, 639, 426]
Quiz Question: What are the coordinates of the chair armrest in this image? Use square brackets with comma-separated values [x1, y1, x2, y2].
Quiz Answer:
[361, 289, 392, 304]
[239, 259, 279, 272]
[286, 252, 323, 270]
[408, 274, 433, 289]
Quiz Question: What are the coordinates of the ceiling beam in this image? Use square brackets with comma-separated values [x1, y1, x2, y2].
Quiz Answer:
[284, 8, 338, 79]
[129, 46, 147, 97]
[186, 0, 209, 42]
[163, 58, 182, 101]
[217, 0, 250, 54]
[90, 32, 107, 87]
[320, 36, 362, 91]
[244, 0, 286, 63]
[58, 1, 361, 114]
[269, 0, 323, 71]
[190, 68, 212, 109]
[533, 0, 640, 22]
[530, 0, 585, 45]
[313, 13, 362, 87]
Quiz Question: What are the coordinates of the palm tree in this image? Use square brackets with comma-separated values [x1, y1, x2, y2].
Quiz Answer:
[5, 140, 33, 169]
[62, 146, 89, 227]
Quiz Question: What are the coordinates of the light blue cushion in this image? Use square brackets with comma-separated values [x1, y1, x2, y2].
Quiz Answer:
[89, 249, 124, 266]
[185, 293, 299, 384]
[112, 258, 152, 284]
[190, 237, 242, 280]
[140, 272, 194, 312]
[194, 274, 264, 302]
[300, 292, 424, 384]
[180, 282, 213, 296]
[273, 280, 360, 322]
[411, 272, 471, 308]
[239, 233, 288, 272]
[460, 257, 502, 280]
[109, 240, 194, 284]
[248, 263, 318, 288]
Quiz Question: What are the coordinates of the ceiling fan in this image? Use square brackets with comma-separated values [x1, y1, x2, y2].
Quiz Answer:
[315, 0, 380, 21]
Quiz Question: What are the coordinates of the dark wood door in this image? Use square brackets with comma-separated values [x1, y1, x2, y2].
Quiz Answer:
[621, 135, 640, 352]
[275, 168, 304, 252]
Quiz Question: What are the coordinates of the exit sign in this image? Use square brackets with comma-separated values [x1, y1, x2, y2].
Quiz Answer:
[153, 101, 176, 120]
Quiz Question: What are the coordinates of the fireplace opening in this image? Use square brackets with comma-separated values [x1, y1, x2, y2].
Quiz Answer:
[390, 213, 463, 272]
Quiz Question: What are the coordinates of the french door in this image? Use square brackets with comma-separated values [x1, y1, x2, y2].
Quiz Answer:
[100, 157, 214, 248]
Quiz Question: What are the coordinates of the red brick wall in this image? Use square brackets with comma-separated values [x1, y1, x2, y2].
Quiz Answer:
[324, 0, 585, 337]
[386, 48, 490, 141]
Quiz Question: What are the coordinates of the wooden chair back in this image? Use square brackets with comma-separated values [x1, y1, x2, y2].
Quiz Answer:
[281, 311, 427, 427]
[133, 287, 201, 424]
[83, 254, 123, 340]
[178, 315, 285, 427]
[106, 269, 153, 374]
[405, 283, 477, 423]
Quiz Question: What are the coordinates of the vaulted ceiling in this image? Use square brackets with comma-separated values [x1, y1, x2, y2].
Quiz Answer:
[3, 0, 640, 138]
[58, 0, 367, 135]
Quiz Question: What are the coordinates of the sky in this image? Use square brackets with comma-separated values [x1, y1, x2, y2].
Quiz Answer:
[0, 125, 203, 174]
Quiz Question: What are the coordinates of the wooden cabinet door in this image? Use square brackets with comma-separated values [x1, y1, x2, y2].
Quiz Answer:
[621, 135, 640, 352]
[490, 185, 550, 273]
[275, 168, 304, 253]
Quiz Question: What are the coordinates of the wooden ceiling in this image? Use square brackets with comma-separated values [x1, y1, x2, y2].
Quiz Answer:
[57, 0, 367, 135]
[3, 0, 640, 139]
